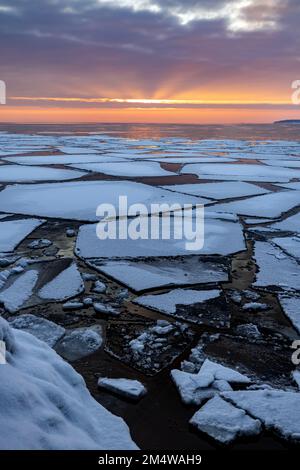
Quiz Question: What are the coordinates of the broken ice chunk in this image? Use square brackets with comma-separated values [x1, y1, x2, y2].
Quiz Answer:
[0, 219, 45, 252]
[98, 378, 147, 401]
[0, 270, 39, 313]
[55, 326, 103, 361]
[9, 314, 65, 347]
[199, 359, 251, 384]
[190, 396, 261, 444]
[222, 390, 300, 442]
[38, 263, 84, 301]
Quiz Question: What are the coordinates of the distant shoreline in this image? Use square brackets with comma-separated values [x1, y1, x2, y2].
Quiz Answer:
[274, 119, 300, 124]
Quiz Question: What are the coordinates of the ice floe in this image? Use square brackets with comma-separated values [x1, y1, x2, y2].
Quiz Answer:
[273, 236, 300, 259]
[70, 161, 176, 177]
[181, 163, 298, 182]
[0, 317, 137, 449]
[75, 212, 245, 259]
[2, 154, 127, 165]
[269, 212, 300, 234]
[171, 359, 250, 407]
[190, 396, 261, 444]
[134, 289, 229, 327]
[223, 390, 300, 442]
[0, 219, 45, 252]
[55, 326, 103, 361]
[253, 241, 300, 291]
[161, 182, 269, 200]
[0, 181, 201, 221]
[278, 294, 300, 334]
[98, 378, 147, 401]
[0, 270, 39, 313]
[39, 262, 84, 301]
[0, 165, 86, 182]
[88, 257, 229, 292]
[9, 314, 65, 347]
[214, 190, 300, 219]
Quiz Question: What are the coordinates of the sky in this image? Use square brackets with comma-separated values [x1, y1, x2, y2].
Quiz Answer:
[0, 0, 300, 124]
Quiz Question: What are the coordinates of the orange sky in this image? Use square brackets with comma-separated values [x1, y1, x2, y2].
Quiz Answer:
[1, 105, 300, 124]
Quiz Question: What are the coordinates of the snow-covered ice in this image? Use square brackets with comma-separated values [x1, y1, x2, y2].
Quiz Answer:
[0, 317, 137, 449]
[0, 165, 86, 182]
[2, 154, 127, 165]
[38, 263, 84, 301]
[214, 190, 300, 219]
[88, 257, 229, 292]
[9, 314, 65, 347]
[199, 359, 251, 384]
[190, 396, 261, 444]
[0, 270, 39, 313]
[70, 161, 176, 177]
[135, 289, 221, 314]
[0, 219, 45, 252]
[181, 163, 298, 182]
[162, 182, 269, 200]
[171, 359, 249, 406]
[76, 212, 245, 258]
[223, 390, 300, 442]
[278, 294, 300, 334]
[269, 212, 300, 234]
[273, 236, 300, 259]
[134, 289, 228, 327]
[98, 378, 147, 401]
[55, 326, 103, 361]
[0, 181, 201, 221]
[253, 241, 300, 291]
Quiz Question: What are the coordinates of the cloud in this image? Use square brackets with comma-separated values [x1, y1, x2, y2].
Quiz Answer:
[0, 0, 298, 107]
[94, 0, 284, 32]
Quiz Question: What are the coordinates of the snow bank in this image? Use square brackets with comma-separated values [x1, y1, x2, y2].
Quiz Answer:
[0, 317, 137, 450]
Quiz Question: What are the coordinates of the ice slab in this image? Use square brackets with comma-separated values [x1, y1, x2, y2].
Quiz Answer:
[253, 241, 300, 291]
[0, 165, 86, 182]
[134, 289, 229, 327]
[55, 326, 103, 361]
[262, 159, 300, 168]
[273, 237, 300, 259]
[162, 182, 268, 200]
[10, 314, 65, 347]
[214, 190, 300, 219]
[223, 390, 300, 442]
[0, 219, 45, 252]
[199, 359, 251, 384]
[39, 263, 84, 301]
[190, 396, 261, 444]
[181, 163, 298, 182]
[98, 378, 147, 401]
[269, 212, 300, 234]
[76, 212, 245, 259]
[0, 181, 201, 221]
[88, 257, 229, 292]
[278, 294, 300, 334]
[0, 270, 39, 313]
[2, 155, 127, 165]
[147, 157, 234, 163]
[69, 161, 176, 177]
